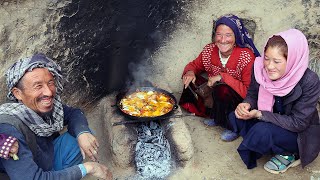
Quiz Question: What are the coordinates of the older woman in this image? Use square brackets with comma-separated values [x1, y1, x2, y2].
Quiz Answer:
[230, 29, 320, 174]
[180, 14, 260, 141]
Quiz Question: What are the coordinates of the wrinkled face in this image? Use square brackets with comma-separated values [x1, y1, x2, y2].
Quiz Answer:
[215, 24, 236, 57]
[12, 68, 56, 114]
[263, 46, 287, 80]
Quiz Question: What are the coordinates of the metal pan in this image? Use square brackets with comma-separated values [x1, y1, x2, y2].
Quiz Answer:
[116, 86, 178, 122]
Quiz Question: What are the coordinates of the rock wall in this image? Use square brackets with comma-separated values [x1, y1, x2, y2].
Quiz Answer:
[0, 0, 318, 107]
[0, 0, 67, 102]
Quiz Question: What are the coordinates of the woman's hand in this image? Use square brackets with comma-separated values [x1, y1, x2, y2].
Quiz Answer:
[9, 141, 19, 155]
[235, 103, 262, 120]
[235, 103, 251, 119]
[207, 75, 222, 87]
[9, 141, 19, 160]
[182, 71, 196, 89]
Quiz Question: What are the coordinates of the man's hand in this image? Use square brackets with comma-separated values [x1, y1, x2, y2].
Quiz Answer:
[183, 71, 196, 89]
[83, 162, 112, 180]
[78, 133, 99, 161]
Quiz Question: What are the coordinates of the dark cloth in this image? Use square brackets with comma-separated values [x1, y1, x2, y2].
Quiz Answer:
[229, 112, 298, 169]
[210, 84, 243, 129]
[179, 75, 209, 117]
[0, 104, 91, 180]
[273, 96, 284, 114]
[215, 14, 260, 57]
[179, 75, 243, 129]
[243, 68, 320, 167]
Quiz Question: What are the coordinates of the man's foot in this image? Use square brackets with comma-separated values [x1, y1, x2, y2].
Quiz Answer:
[203, 119, 217, 126]
[221, 130, 239, 142]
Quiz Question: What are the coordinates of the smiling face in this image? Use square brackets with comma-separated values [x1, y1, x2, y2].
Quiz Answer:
[263, 46, 287, 80]
[12, 68, 56, 114]
[215, 24, 236, 57]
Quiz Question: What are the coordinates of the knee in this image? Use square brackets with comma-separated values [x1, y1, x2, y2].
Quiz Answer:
[228, 111, 236, 124]
[229, 111, 236, 118]
[249, 122, 273, 137]
[55, 132, 79, 148]
[213, 85, 234, 101]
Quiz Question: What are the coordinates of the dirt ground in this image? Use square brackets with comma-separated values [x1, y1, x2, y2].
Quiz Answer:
[84, 101, 320, 180]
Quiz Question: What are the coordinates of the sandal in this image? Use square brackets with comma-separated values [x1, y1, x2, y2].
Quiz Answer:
[264, 154, 301, 174]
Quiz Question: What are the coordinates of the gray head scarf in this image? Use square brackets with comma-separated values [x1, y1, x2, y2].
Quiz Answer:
[0, 53, 64, 137]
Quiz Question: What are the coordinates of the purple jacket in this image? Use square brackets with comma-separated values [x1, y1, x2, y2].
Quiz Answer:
[245, 68, 320, 167]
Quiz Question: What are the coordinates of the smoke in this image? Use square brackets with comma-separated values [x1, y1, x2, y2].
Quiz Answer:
[126, 49, 154, 89]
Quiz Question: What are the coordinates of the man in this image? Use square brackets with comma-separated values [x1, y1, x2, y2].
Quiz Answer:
[0, 54, 112, 179]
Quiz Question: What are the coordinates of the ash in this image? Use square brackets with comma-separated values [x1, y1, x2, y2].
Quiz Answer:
[134, 121, 171, 179]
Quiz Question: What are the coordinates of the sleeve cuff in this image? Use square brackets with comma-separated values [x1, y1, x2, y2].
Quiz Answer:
[78, 164, 87, 177]
[76, 130, 93, 138]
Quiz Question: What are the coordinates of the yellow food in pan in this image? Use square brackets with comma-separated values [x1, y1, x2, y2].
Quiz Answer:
[119, 91, 174, 117]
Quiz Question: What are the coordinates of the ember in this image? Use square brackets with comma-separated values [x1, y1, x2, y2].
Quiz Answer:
[134, 121, 172, 179]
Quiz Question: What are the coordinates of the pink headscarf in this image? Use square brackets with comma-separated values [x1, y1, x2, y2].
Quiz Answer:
[254, 29, 309, 112]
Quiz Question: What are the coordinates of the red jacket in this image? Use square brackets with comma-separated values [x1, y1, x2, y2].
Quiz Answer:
[183, 43, 256, 98]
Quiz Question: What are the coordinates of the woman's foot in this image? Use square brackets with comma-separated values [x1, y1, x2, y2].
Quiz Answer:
[220, 130, 239, 142]
[264, 154, 301, 174]
[203, 119, 217, 126]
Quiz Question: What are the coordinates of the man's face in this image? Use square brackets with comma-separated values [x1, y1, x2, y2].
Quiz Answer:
[12, 68, 56, 114]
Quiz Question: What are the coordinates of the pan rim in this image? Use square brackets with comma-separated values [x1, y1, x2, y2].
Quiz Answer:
[116, 86, 178, 121]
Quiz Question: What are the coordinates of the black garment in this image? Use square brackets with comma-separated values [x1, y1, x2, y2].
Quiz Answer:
[211, 84, 243, 129]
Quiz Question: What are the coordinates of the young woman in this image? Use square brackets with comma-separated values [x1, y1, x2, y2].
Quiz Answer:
[180, 14, 260, 141]
[230, 29, 320, 174]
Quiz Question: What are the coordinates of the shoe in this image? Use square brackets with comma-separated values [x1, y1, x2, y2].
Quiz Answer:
[220, 130, 239, 142]
[264, 154, 301, 174]
[203, 119, 217, 126]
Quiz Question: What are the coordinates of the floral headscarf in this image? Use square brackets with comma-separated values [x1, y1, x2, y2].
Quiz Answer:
[215, 14, 260, 57]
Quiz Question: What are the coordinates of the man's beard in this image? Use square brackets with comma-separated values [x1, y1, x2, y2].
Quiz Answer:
[39, 110, 53, 117]
[36, 95, 55, 123]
